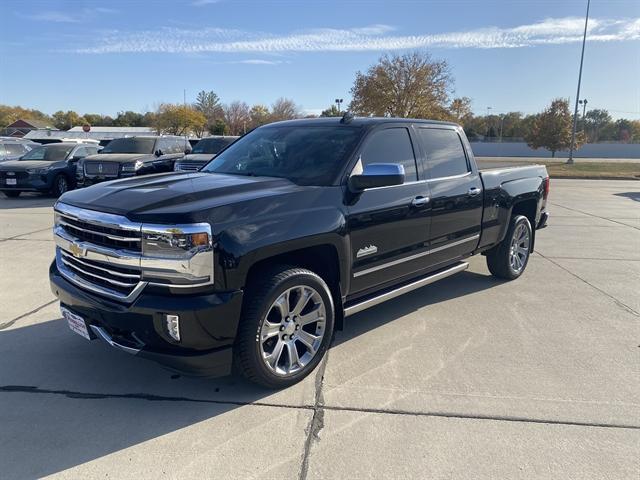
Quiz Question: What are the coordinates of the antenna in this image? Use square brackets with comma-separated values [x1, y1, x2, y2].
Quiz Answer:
[340, 111, 354, 124]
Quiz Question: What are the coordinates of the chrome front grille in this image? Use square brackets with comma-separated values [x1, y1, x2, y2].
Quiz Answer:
[84, 161, 119, 176]
[175, 162, 202, 172]
[59, 250, 141, 296]
[56, 209, 142, 252]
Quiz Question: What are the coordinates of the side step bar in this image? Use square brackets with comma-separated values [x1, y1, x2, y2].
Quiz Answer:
[344, 262, 469, 317]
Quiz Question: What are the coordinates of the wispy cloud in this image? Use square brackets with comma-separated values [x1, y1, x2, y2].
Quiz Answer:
[22, 7, 118, 23]
[191, 0, 221, 6]
[76, 17, 640, 54]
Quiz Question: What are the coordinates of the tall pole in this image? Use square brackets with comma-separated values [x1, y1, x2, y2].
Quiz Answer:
[568, 0, 590, 164]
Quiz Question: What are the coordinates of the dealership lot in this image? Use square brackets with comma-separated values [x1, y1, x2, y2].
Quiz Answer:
[0, 179, 638, 479]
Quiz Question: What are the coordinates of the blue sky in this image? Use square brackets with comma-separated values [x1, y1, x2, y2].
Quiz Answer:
[1, 0, 638, 119]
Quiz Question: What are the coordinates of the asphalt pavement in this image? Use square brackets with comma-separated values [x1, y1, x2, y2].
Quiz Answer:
[0, 179, 638, 479]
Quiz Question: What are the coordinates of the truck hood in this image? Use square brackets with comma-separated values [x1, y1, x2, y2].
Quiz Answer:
[59, 172, 306, 222]
[0, 160, 57, 171]
[82, 153, 155, 164]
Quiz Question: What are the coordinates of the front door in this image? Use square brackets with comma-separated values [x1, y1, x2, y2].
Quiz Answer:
[416, 127, 483, 267]
[346, 126, 431, 296]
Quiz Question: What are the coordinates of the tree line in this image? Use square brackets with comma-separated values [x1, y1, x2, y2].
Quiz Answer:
[2, 52, 638, 151]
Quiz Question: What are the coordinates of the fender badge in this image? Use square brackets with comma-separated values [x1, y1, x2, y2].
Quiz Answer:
[357, 245, 378, 258]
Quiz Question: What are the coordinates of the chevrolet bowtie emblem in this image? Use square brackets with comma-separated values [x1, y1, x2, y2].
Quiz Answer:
[69, 242, 84, 258]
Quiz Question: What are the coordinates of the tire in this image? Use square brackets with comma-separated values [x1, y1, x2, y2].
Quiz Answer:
[235, 266, 335, 389]
[486, 215, 533, 280]
[51, 174, 69, 197]
[3, 191, 21, 198]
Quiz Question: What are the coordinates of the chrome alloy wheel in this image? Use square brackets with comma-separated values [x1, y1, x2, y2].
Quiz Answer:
[509, 222, 530, 273]
[259, 285, 327, 376]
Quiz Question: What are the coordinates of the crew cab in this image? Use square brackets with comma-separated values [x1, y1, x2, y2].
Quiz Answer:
[0, 142, 99, 197]
[49, 117, 549, 388]
[76, 136, 190, 187]
[174, 136, 239, 172]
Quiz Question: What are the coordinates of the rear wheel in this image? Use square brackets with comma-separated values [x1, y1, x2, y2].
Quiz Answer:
[235, 266, 334, 389]
[486, 215, 532, 280]
[51, 174, 69, 197]
[3, 191, 21, 198]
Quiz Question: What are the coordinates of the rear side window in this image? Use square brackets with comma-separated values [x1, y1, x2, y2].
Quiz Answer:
[418, 128, 469, 178]
[360, 128, 417, 181]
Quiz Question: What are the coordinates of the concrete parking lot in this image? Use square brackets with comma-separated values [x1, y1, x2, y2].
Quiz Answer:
[0, 179, 638, 479]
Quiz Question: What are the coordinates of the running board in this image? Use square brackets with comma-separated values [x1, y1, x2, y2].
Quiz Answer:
[344, 262, 469, 317]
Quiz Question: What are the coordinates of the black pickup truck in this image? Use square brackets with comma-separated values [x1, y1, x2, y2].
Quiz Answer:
[50, 117, 549, 388]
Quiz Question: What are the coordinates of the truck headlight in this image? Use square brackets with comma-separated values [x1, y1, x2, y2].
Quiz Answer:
[140, 223, 214, 287]
[122, 160, 144, 172]
[27, 167, 50, 175]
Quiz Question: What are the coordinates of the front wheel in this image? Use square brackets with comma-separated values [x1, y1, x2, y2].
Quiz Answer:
[51, 174, 70, 197]
[235, 266, 334, 389]
[486, 215, 533, 280]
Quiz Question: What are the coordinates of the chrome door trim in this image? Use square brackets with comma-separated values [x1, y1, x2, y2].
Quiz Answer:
[353, 234, 479, 278]
[345, 262, 469, 316]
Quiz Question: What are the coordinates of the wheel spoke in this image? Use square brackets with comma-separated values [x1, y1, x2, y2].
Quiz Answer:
[296, 330, 319, 354]
[261, 321, 281, 340]
[273, 291, 290, 318]
[291, 287, 312, 315]
[286, 342, 300, 369]
[265, 340, 285, 369]
[298, 307, 323, 326]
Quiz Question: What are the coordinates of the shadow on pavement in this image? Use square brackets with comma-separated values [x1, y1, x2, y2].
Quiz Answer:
[613, 191, 640, 202]
[0, 269, 502, 478]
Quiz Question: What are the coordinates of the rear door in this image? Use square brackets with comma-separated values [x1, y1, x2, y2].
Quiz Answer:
[346, 125, 432, 296]
[417, 127, 483, 267]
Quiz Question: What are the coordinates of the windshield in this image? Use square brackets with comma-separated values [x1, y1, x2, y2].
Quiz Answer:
[192, 137, 236, 154]
[21, 145, 73, 161]
[100, 137, 155, 154]
[201, 126, 362, 185]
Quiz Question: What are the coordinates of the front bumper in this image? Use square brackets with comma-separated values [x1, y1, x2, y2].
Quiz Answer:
[50, 261, 244, 376]
[0, 174, 51, 192]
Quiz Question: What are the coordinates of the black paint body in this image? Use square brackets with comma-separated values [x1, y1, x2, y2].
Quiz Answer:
[50, 118, 549, 375]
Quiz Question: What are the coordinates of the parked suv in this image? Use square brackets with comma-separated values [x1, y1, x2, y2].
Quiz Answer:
[0, 142, 98, 197]
[76, 136, 190, 187]
[50, 117, 549, 388]
[174, 136, 238, 172]
[0, 138, 38, 163]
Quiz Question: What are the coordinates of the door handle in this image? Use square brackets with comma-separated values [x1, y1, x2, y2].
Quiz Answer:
[468, 187, 481, 196]
[411, 196, 430, 207]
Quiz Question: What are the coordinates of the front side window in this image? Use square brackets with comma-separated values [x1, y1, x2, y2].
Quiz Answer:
[202, 125, 363, 186]
[100, 137, 156, 154]
[418, 128, 469, 179]
[21, 145, 73, 161]
[5, 144, 27, 156]
[359, 128, 418, 181]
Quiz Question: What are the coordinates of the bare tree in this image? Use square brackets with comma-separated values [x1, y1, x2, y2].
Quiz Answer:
[349, 52, 453, 120]
[270, 98, 300, 122]
[223, 101, 251, 135]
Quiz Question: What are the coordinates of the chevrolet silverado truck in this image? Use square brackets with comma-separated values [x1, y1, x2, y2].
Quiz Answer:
[50, 116, 549, 388]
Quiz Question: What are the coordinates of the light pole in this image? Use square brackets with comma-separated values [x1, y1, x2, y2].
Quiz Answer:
[335, 98, 344, 114]
[579, 98, 588, 118]
[486, 107, 492, 139]
[568, 0, 590, 165]
[499, 114, 505, 143]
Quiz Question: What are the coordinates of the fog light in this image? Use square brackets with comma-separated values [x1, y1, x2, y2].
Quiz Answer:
[166, 314, 181, 341]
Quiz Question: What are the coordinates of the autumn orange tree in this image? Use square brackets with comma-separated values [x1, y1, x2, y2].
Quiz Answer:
[525, 99, 584, 157]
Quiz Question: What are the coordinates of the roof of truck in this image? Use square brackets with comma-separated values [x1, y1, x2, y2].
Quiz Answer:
[265, 116, 460, 128]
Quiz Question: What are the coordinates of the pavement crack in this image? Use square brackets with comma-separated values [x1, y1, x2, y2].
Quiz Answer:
[0, 300, 58, 330]
[535, 252, 639, 317]
[0, 227, 52, 242]
[298, 345, 330, 480]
